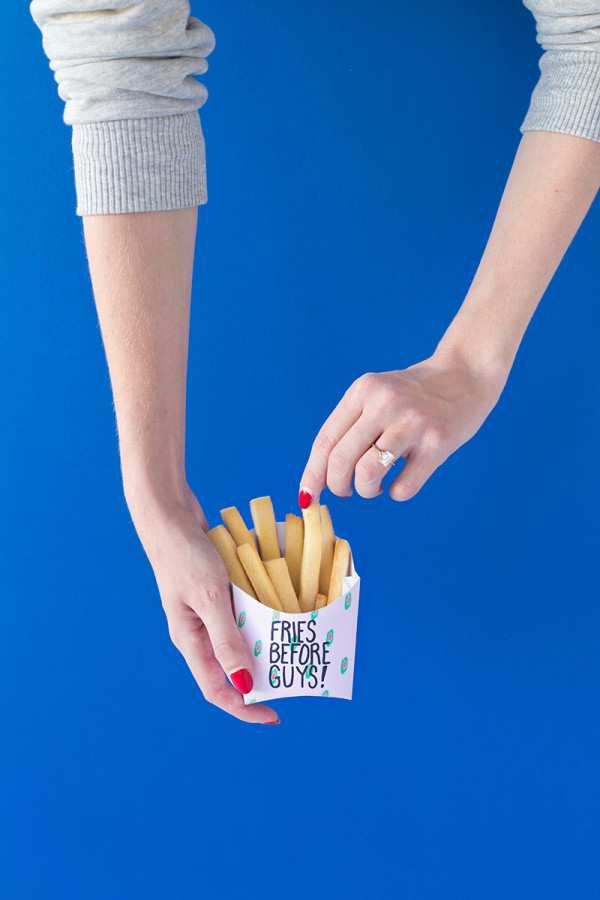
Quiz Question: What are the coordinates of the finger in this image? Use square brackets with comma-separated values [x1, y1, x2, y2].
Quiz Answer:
[354, 432, 410, 499]
[298, 386, 364, 508]
[195, 582, 256, 692]
[325, 414, 382, 498]
[388, 450, 439, 502]
[175, 613, 279, 724]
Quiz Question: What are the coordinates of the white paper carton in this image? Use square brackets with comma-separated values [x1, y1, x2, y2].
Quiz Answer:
[231, 522, 360, 703]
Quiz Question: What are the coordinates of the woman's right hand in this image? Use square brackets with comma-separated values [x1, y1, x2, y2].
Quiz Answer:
[127, 485, 280, 725]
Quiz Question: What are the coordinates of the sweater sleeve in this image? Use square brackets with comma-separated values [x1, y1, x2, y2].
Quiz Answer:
[29, 1, 216, 215]
[520, 1, 600, 142]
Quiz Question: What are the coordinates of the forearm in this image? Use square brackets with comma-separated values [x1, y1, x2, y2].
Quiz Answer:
[82, 207, 197, 518]
[81, 207, 274, 723]
[435, 130, 600, 377]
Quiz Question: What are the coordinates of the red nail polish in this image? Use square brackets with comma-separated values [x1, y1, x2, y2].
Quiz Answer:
[299, 490, 312, 509]
[264, 719, 280, 725]
[230, 668, 253, 694]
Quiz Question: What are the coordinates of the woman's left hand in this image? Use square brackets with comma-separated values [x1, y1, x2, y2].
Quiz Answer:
[297, 349, 509, 507]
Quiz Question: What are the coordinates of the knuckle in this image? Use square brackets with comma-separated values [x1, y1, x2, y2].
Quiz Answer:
[210, 638, 238, 661]
[313, 431, 334, 456]
[354, 482, 376, 499]
[403, 406, 427, 431]
[355, 458, 381, 484]
[194, 586, 224, 617]
[420, 425, 447, 456]
[207, 683, 233, 712]
[186, 629, 204, 651]
[373, 382, 398, 412]
[328, 446, 350, 474]
[168, 624, 184, 649]
[202, 686, 219, 707]
[391, 480, 418, 501]
[353, 371, 379, 395]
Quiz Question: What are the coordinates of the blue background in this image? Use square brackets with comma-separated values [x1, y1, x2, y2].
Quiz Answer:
[3, 1, 600, 897]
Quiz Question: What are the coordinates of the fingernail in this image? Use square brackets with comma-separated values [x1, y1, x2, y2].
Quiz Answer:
[230, 668, 253, 694]
[299, 489, 313, 509]
[264, 719, 280, 725]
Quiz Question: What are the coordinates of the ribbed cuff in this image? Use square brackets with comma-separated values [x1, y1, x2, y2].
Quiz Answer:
[71, 110, 208, 216]
[520, 50, 600, 144]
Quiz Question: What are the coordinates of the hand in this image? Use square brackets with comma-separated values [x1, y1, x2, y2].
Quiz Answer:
[127, 486, 280, 724]
[298, 349, 508, 505]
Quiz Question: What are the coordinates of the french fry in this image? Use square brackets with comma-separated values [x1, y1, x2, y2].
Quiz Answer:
[211, 499, 354, 615]
[237, 542, 283, 611]
[327, 538, 351, 605]
[298, 500, 322, 613]
[264, 558, 302, 613]
[206, 525, 257, 600]
[284, 513, 304, 595]
[220, 506, 257, 551]
[318, 504, 335, 596]
[249, 496, 280, 561]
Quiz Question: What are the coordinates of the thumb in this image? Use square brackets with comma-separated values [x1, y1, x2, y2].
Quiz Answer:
[199, 585, 256, 694]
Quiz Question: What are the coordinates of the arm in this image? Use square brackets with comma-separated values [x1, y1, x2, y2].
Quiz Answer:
[434, 131, 600, 379]
[31, 1, 278, 723]
[298, 6, 600, 507]
[299, 131, 600, 504]
[82, 208, 278, 724]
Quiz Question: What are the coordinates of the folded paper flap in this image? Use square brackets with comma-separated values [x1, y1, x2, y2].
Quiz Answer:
[232, 576, 358, 619]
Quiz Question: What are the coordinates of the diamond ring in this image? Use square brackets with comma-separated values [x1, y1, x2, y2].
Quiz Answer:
[371, 443, 397, 467]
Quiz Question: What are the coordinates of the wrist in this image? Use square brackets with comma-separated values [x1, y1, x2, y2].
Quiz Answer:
[431, 326, 513, 404]
[120, 437, 189, 522]
[432, 332, 513, 390]
[433, 294, 522, 389]
[123, 484, 204, 570]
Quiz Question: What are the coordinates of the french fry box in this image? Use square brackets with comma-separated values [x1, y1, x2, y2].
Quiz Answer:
[231, 522, 360, 703]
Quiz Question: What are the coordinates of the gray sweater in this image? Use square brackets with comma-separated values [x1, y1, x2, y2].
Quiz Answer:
[30, 1, 600, 217]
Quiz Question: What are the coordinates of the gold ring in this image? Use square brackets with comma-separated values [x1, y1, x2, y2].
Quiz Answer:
[371, 443, 396, 467]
